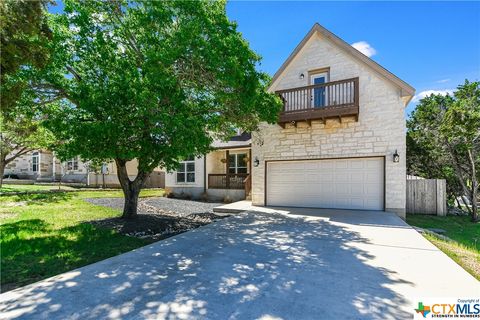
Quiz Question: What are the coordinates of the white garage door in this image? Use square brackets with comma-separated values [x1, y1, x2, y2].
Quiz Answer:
[266, 157, 384, 210]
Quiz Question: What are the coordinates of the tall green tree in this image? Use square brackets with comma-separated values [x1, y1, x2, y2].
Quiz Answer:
[38, 0, 281, 218]
[0, 0, 52, 111]
[0, 0, 54, 186]
[407, 81, 480, 222]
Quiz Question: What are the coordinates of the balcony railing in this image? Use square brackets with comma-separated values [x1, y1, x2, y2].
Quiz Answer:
[208, 173, 249, 190]
[276, 77, 359, 126]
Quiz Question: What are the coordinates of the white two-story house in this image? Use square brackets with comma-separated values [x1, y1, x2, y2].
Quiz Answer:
[166, 23, 415, 218]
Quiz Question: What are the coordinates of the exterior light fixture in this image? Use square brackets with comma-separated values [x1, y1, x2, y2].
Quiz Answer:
[253, 157, 260, 167]
[393, 150, 400, 163]
[300, 73, 305, 80]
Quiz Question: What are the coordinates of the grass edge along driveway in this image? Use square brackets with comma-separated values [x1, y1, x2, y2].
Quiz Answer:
[406, 214, 480, 281]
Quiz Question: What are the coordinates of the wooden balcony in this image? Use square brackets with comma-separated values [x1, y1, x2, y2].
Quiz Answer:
[276, 77, 359, 127]
[208, 173, 249, 190]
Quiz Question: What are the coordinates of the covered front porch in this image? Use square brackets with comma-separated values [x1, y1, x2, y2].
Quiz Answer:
[205, 147, 252, 201]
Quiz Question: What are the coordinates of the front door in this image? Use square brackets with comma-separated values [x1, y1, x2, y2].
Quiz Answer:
[311, 73, 328, 108]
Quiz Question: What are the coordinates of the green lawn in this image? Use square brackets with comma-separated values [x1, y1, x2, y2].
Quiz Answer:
[0, 184, 77, 193]
[0, 189, 164, 291]
[407, 214, 480, 280]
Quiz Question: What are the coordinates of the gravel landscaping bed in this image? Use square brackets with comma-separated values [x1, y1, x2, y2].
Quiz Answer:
[86, 197, 226, 241]
[86, 197, 221, 217]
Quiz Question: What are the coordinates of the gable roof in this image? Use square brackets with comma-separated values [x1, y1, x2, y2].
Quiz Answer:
[270, 23, 415, 100]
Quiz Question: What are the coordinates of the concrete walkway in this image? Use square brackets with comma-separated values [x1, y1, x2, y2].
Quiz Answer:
[1, 207, 478, 320]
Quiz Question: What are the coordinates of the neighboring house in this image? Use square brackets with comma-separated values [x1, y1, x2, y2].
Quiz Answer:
[167, 23, 415, 218]
[4, 150, 165, 188]
[4, 150, 77, 182]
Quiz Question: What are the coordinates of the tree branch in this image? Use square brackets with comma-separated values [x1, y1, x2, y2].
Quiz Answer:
[4, 146, 32, 164]
[66, 65, 82, 82]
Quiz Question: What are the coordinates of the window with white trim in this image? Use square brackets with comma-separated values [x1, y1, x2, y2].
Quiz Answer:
[66, 157, 79, 171]
[229, 153, 247, 174]
[176, 157, 195, 183]
[32, 152, 39, 172]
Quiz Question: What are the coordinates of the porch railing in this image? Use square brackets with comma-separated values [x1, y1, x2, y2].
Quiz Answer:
[276, 77, 359, 124]
[208, 173, 248, 190]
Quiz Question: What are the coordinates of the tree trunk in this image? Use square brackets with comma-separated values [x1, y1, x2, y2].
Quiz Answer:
[0, 159, 5, 188]
[468, 150, 478, 222]
[115, 159, 150, 219]
[472, 185, 478, 222]
[446, 142, 475, 217]
[122, 183, 141, 219]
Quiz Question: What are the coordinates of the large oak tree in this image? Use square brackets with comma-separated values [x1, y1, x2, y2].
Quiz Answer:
[37, 0, 281, 218]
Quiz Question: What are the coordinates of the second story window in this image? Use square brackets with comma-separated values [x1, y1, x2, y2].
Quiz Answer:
[177, 157, 195, 183]
[32, 152, 39, 172]
[66, 157, 79, 171]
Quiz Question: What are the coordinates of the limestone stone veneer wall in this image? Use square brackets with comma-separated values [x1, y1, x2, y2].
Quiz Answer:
[251, 32, 407, 218]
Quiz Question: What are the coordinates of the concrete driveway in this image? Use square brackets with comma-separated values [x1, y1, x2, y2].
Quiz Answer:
[1, 207, 478, 320]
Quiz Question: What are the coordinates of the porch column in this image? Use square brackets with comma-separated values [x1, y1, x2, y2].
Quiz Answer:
[225, 150, 230, 189]
[249, 149, 252, 174]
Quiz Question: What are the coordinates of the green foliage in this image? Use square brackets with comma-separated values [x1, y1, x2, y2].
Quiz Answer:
[0, 0, 55, 184]
[0, 86, 55, 179]
[0, 0, 51, 75]
[407, 80, 480, 221]
[0, 0, 52, 112]
[38, 0, 282, 174]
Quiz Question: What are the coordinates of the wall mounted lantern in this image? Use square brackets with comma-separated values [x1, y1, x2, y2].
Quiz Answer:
[253, 157, 260, 167]
[393, 150, 400, 163]
[299, 73, 305, 80]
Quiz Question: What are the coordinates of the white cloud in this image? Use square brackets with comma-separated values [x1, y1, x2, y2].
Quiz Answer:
[351, 41, 377, 57]
[412, 89, 454, 102]
[436, 79, 450, 83]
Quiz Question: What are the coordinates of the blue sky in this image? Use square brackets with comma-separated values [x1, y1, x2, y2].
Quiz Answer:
[49, 1, 479, 114]
[226, 1, 480, 114]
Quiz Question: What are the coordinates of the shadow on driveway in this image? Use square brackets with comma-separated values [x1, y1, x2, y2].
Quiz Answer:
[1, 211, 414, 319]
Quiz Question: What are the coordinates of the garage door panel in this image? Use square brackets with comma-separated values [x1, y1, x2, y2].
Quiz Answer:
[350, 161, 364, 169]
[303, 162, 320, 170]
[335, 183, 351, 195]
[351, 171, 365, 182]
[365, 184, 382, 195]
[318, 160, 334, 169]
[365, 158, 381, 168]
[318, 173, 334, 182]
[267, 158, 384, 210]
[336, 172, 350, 183]
[335, 160, 348, 169]
[350, 183, 365, 196]
[365, 171, 381, 180]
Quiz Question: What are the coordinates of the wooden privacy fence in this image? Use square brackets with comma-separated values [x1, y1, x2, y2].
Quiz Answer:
[406, 179, 447, 216]
[144, 171, 165, 188]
